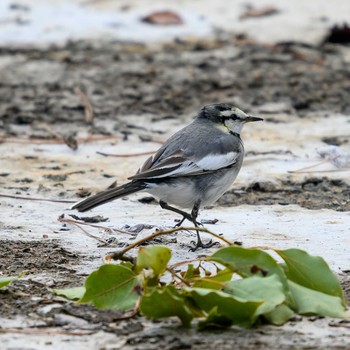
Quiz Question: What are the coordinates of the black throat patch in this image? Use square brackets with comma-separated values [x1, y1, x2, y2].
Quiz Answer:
[229, 131, 241, 139]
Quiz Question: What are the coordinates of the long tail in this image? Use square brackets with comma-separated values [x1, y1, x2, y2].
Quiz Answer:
[71, 181, 145, 212]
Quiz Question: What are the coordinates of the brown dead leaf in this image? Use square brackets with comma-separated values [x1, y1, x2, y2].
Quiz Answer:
[141, 11, 183, 25]
[240, 6, 279, 20]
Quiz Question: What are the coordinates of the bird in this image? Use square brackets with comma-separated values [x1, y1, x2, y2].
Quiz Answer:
[71, 103, 263, 250]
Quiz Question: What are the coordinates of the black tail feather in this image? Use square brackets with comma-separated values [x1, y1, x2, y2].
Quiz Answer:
[71, 181, 145, 212]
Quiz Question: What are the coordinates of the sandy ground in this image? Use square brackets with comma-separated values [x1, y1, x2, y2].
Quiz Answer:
[1, 0, 350, 349]
[2, 0, 350, 45]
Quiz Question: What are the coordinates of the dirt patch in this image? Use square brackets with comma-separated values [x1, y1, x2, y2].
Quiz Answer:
[0, 279, 142, 330]
[219, 177, 350, 211]
[0, 240, 81, 320]
[339, 273, 350, 304]
[0, 240, 80, 275]
[1, 40, 350, 138]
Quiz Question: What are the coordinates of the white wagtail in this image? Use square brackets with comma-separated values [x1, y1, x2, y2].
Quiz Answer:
[72, 103, 263, 250]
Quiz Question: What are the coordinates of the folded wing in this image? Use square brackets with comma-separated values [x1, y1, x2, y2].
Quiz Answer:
[129, 148, 239, 180]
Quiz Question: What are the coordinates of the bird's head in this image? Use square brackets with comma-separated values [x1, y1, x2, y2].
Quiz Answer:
[198, 103, 263, 134]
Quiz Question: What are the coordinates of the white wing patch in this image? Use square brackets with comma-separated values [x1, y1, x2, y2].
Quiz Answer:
[149, 160, 198, 178]
[142, 152, 238, 179]
[195, 152, 238, 170]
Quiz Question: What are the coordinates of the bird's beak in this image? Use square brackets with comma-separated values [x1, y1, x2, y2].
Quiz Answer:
[244, 115, 264, 123]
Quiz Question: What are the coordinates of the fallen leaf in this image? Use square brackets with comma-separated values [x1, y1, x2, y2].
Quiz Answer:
[240, 6, 279, 20]
[141, 11, 183, 25]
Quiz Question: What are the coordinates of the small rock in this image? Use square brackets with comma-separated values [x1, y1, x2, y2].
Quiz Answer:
[44, 174, 68, 182]
[69, 214, 109, 223]
[53, 313, 90, 327]
[248, 181, 278, 192]
[37, 303, 62, 316]
[127, 224, 155, 233]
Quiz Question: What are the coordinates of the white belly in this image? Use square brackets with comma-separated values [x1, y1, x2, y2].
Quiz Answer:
[145, 178, 197, 209]
[201, 167, 240, 206]
[144, 166, 241, 209]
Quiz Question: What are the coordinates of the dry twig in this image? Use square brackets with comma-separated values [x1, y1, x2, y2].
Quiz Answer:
[62, 216, 132, 235]
[97, 151, 155, 158]
[0, 135, 119, 145]
[0, 193, 75, 204]
[0, 328, 96, 336]
[109, 226, 234, 261]
[74, 87, 94, 123]
[289, 159, 350, 173]
[58, 216, 108, 244]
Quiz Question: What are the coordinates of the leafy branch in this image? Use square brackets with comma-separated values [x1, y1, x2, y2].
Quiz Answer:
[54, 227, 348, 329]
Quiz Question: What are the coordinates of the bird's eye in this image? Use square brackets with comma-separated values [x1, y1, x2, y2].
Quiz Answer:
[229, 114, 238, 120]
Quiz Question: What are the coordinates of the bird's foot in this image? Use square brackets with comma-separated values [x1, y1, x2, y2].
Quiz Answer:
[189, 238, 216, 252]
[174, 217, 202, 228]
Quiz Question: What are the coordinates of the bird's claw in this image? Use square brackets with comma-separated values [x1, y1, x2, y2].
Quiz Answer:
[174, 219, 202, 228]
[189, 239, 216, 252]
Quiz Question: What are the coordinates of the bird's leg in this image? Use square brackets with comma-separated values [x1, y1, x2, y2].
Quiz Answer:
[189, 201, 215, 251]
[159, 200, 193, 225]
[159, 200, 213, 250]
[175, 216, 186, 227]
[159, 200, 200, 227]
[175, 214, 203, 227]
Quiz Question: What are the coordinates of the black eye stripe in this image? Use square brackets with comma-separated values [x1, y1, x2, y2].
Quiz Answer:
[223, 114, 239, 120]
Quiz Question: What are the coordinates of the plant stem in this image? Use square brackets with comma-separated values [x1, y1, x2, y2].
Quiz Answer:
[108, 226, 234, 261]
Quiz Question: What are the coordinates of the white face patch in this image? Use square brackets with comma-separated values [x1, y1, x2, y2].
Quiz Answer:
[224, 118, 244, 134]
[219, 107, 249, 119]
[234, 107, 249, 119]
[220, 109, 234, 117]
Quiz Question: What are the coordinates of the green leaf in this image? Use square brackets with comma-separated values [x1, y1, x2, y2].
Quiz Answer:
[53, 287, 86, 300]
[210, 246, 287, 281]
[185, 288, 261, 328]
[81, 264, 139, 310]
[210, 246, 292, 299]
[276, 249, 344, 301]
[264, 304, 294, 325]
[136, 246, 171, 276]
[224, 275, 286, 316]
[288, 280, 347, 318]
[120, 261, 134, 269]
[140, 285, 193, 327]
[198, 307, 233, 330]
[0, 276, 17, 289]
[183, 264, 200, 279]
[193, 268, 233, 290]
